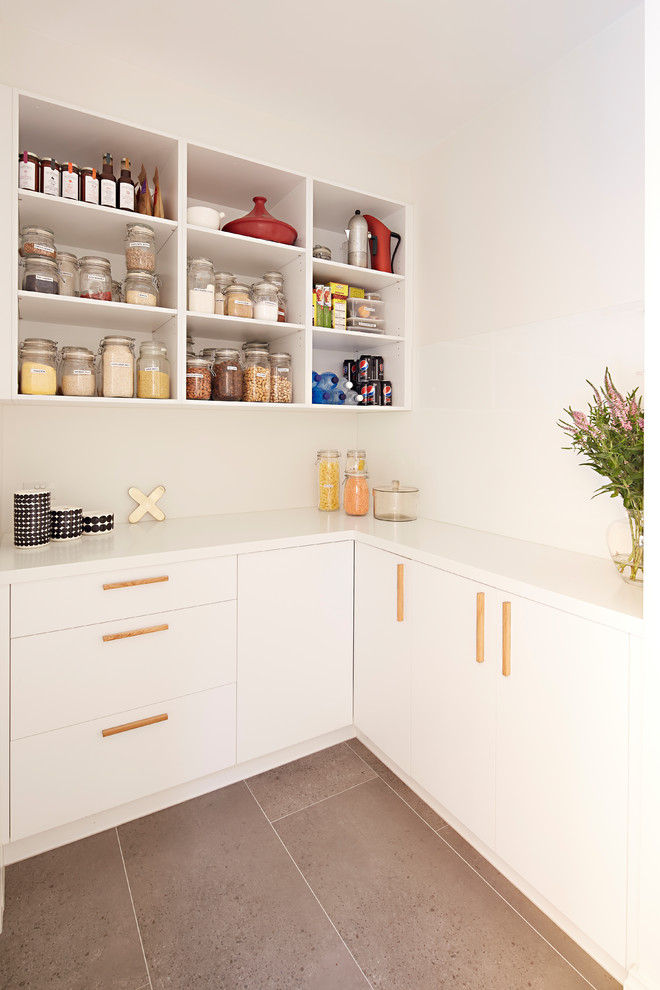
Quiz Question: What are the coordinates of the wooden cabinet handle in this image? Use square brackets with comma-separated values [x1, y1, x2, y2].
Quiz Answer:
[102, 713, 168, 737]
[103, 576, 169, 591]
[502, 601, 511, 676]
[102, 623, 168, 643]
[476, 592, 485, 663]
[397, 564, 404, 622]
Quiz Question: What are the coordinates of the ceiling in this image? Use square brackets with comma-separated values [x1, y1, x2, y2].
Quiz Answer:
[1, 0, 642, 161]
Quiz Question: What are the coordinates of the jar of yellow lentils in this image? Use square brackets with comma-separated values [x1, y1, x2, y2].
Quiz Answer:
[316, 449, 340, 512]
[137, 341, 170, 399]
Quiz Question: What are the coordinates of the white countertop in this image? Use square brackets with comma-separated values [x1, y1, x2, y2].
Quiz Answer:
[0, 508, 643, 634]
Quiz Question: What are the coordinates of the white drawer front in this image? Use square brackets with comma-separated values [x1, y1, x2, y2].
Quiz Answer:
[12, 601, 236, 739]
[11, 685, 236, 841]
[11, 556, 237, 636]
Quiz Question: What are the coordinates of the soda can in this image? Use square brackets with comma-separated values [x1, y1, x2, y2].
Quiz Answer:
[371, 380, 382, 405]
[381, 380, 392, 406]
[360, 381, 377, 406]
[357, 355, 371, 383]
[372, 355, 384, 380]
[343, 359, 357, 385]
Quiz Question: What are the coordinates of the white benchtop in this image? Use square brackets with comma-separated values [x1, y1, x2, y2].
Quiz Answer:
[0, 508, 643, 634]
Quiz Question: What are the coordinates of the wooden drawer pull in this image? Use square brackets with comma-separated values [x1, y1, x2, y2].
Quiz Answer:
[397, 564, 404, 622]
[502, 601, 511, 676]
[103, 576, 169, 591]
[102, 623, 168, 643]
[476, 592, 485, 663]
[102, 713, 168, 737]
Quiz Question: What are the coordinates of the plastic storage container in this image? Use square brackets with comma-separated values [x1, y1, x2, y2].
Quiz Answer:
[316, 450, 341, 512]
[125, 223, 156, 272]
[99, 335, 135, 397]
[60, 346, 96, 397]
[137, 341, 170, 398]
[269, 352, 292, 402]
[212, 348, 243, 401]
[372, 480, 419, 521]
[243, 348, 270, 402]
[79, 256, 112, 300]
[19, 338, 58, 395]
[22, 255, 59, 294]
[186, 357, 212, 400]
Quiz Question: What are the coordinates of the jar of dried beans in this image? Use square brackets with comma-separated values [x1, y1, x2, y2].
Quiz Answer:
[79, 256, 112, 300]
[212, 348, 242, 401]
[343, 471, 369, 516]
[99, 335, 135, 397]
[125, 223, 156, 272]
[242, 348, 270, 402]
[186, 357, 212, 400]
[60, 347, 97, 397]
[269, 351, 292, 403]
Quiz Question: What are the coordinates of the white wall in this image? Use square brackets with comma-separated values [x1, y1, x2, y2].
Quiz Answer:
[360, 6, 644, 559]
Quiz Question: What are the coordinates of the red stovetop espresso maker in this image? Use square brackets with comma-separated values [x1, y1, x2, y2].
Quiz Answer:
[363, 215, 402, 274]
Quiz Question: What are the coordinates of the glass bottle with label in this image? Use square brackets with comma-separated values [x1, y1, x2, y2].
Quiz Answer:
[19, 338, 58, 395]
[99, 335, 135, 397]
[57, 252, 78, 297]
[81, 166, 100, 205]
[137, 341, 170, 399]
[60, 162, 80, 201]
[99, 153, 117, 208]
[118, 158, 136, 211]
[79, 256, 112, 300]
[316, 450, 341, 511]
[39, 157, 60, 197]
[60, 346, 96, 397]
[187, 258, 215, 313]
[242, 347, 270, 402]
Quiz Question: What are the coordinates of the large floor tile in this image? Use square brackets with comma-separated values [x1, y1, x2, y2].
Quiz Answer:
[275, 777, 597, 990]
[0, 829, 148, 990]
[118, 782, 370, 990]
[247, 741, 377, 821]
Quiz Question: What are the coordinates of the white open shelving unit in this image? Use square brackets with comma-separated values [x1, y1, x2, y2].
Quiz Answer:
[8, 91, 412, 410]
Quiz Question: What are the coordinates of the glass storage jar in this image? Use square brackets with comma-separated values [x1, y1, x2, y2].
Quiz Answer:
[269, 351, 292, 403]
[251, 280, 278, 322]
[40, 157, 61, 197]
[111, 280, 123, 303]
[346, 449, 367, 473]
[60, 346, 96, 397]
[214, 271, 235, 315]
[343, 471, 369, 516]
[124, 269, 159, 307]
[20, 225, 56, 259]
[57, 252, 78, 297]
[137, 341, 170, 398]
[212, 348, 242, 401]
[19, 338, 58, 395]
[242, 347, 270, 402]
[79, 256, 112, 300]
[225, 283, 253, 319]
[125, 223, 156, 272]
[188, 257, 215, 313]
[99, 335, 135, 397]
[200, 347, 217, 363]
[186, 356, 212, 400]
[22, 255, 60, 294]
[316, 450, 341, 512]
[263, 270, 287, 322]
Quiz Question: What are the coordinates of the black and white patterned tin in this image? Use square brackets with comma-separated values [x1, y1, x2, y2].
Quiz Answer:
[14, 489, 51, 548]
[50, 505, 83, 541]
[82, 510, 114, 535]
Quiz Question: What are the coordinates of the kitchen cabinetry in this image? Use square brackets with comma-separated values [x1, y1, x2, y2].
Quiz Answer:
[353, 542, 412, 774]
[236, 541, 354, 763]
[7, 91, 411, 408]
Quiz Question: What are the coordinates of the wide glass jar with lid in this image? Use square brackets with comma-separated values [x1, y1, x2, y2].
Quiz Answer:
[137, 341, 170, 398]
[269, 352, 292, 403]
[20, 225, 56, 259]
[316, 450, 341, 512]
[57, 252, 78, 297]
[19, 338, 58, 395]
[212, 348, 243, 401]
[99, 335, 135, 397]
[186, 357, 212, 400]
[124, 270, 159, 307]
[263, 270, 287, 322]
[251, 280, 278, 322]
[125, 223, 156, 272]
[225, 283, 253, 319]
[22, 256, 60, 294]
[188, 257, 215, 313]
[214, 271, 235, 315]
[242, 348, 270, 402]
[60, 346, 96, 397]
[79, 256, 112, 300]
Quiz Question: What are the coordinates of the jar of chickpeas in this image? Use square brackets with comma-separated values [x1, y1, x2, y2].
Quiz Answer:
[316, 449, 341, 512]
[242, 347, 270, 402]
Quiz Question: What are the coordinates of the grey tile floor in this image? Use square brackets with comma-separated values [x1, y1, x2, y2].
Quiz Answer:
[0, 739, 622, 990]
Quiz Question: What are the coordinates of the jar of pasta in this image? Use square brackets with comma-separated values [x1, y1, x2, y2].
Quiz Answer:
[316, 450, 340, 512]
[57, 252, 78, 297]
[99, 335, 135, 397]
[212, 348, 243, 401]
[60, 347, 96, 397]
[242, 347, 270, 402]
[269, 352, 292, 403]
[124, 269, 159, 307]
[225, 283, 253, 319]
[19, 338, 58, 395]
[137, 341, 170, 399]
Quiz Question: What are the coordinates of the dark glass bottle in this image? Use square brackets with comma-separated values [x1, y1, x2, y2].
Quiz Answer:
[99, 153, 117, 208]
[118, 157, 135, 212]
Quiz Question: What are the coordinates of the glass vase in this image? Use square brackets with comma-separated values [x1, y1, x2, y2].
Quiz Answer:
[607, 507, 643, 585]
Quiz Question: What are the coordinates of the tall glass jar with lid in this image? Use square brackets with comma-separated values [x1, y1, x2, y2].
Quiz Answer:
[186, 357, 212, 400]
[57, 252, 78, 297]
[124, 270, 159, 307]
[242, 348, 270, 402]
[269, 352, 292, 403]
[20, 225, 56, 259]
[22, 256, 60, 294]
[263, 270, 287, 322]
[316, 450, 341, 511]
[19, 338, 58, 395]
[214, 271, 235, 315]
[125, 223, 156, 273]
[251, 280, 278, 322]
[79, 256, 112, 300]
[60, 346, 96, 397]
[137, 341, 170, 399]
[188, 258, 215, 313]
[212, 348, 243, 401]
[99, 335, 135, 397]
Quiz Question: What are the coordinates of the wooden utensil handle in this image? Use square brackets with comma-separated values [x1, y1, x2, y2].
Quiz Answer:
[397, 564, 404, 622]
[102, 623, 168, 643]
[102, 713, 168, 737]
[476, 592, 485, 663]
[103, 576, 169, 591]
[502, 601, 511, 676]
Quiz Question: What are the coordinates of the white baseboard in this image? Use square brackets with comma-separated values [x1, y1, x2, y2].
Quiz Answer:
[625, 970, 660, 990]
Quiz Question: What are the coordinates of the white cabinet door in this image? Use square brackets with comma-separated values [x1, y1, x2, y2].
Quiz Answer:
[237, 541, 354, 763]
[496, 595, 629, 966]
[353, 542, 412, 774]
[411, 563, 497, 848]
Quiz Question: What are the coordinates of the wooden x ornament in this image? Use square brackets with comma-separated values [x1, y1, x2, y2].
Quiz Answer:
[128, 485, 166, 524]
